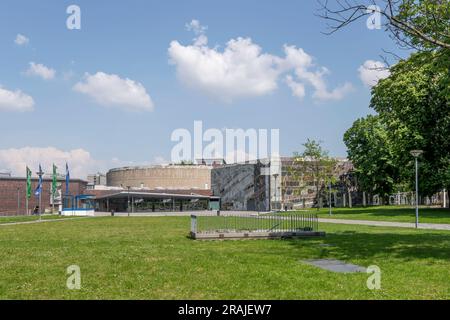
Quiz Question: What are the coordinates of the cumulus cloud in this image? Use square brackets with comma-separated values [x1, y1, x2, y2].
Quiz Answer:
[14, 34, 29, 46]
[73, 72, 154, 111]
[358, 60, 391, 87]
[169, 37, 282, 101]
[25, 62, 56, 80]
[0, 147, 172, 180]
[285, 75, 305, 100]
[0, 147, 98, 179]
[0, 86, 34, 112]
[168, 20, 353, 103]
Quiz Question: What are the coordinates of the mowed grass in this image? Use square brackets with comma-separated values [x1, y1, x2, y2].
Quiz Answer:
[0, 216, 450, 299]
[291, 206, 450, 224]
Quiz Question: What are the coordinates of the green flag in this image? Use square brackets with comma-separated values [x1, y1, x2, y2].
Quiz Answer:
[52, 164, 58, 197]
[26, 166, 32, 199]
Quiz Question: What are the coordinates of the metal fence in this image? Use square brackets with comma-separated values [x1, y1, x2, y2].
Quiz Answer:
[191, 213, 319, 234]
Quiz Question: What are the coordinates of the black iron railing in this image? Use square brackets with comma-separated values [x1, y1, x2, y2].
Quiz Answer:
[191, 213, 319, 234]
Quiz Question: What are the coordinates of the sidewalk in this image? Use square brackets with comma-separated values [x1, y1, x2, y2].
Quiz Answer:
[0, 216, 92, 227]
[318, 218, 450, 231]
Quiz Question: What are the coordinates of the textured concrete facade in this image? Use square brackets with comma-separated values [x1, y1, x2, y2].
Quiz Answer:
[0, 177, 87, 216]
[211, 161, 270, 211]
[107, 165, 212, 190]
[212, 157, 354, 211]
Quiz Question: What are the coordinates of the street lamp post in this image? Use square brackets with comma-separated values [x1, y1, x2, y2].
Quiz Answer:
[410, 150, 423, 229]
[127, 186, 131, 217]
[273, 173, 279, 212]
[329, 182, 332, 216]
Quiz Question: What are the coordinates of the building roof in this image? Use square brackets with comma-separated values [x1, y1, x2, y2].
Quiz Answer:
[107, 164, 213, 173]
[94, 191, 217, 200]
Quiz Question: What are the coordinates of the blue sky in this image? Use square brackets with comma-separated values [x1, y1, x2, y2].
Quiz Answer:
[0, 0, 398, 178]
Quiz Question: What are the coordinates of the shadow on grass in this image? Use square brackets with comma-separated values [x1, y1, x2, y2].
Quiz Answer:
[287, 230, 450, 262]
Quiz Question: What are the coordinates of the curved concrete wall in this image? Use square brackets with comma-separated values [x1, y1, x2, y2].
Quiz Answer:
[106, 165, 212, 190]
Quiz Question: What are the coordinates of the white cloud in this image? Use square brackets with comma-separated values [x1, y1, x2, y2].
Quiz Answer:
[169, 36, 282, 102]
[358, 60, 391, 87]
[186, 19, 208, 35]
[0, 147, 97, 179]
[0, 86, 34, 112]
[168, 20, 353, 103]
[285, 75, 305, 100]
[0, 147, 171, 180]
[73, 72, 154, 111]
[287, 52, 354, 102]
[25, 62, 56, 80]
[14, 34, 29, 46]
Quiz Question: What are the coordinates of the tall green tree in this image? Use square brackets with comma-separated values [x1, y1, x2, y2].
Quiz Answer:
[371, 51, 450, 196]
[343, 115, 398, 201]
[292, 139, 337, 209]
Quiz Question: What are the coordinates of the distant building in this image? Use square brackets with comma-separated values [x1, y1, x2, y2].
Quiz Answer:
[106, 164, 212, 190]
[211, 157, 354, 211]
[87, 172, 107, 190]
[211, 160, 270, 211]
[0, 176, 87, 216]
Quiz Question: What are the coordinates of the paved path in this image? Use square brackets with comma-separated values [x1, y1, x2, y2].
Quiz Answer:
[98, 211, 450, 231]
[3, 212, 450, 231]
[318, 218, 450, 231]
[94, 211, 265, 217]
[0, 216, 92, 227]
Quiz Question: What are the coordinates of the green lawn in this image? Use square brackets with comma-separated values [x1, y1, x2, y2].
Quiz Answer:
[0, 214, 75, 224]
[0, 216, 449, 299]
[290, 206, 450, 224]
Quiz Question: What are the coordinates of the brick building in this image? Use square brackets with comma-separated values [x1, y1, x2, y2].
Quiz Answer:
[0, 177, 87, 216]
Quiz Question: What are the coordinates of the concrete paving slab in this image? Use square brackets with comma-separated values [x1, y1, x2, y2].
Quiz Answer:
[302, 259, 366, 273]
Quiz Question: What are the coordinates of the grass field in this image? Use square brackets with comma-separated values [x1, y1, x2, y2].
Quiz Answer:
[290, 206, 450, 224]
[0, 216, 449, 299]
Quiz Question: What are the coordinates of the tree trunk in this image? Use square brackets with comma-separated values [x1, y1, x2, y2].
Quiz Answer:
[348, 191, 352, 208]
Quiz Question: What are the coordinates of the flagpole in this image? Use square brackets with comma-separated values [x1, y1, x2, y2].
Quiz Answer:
[26, 166, 30, 216]
[36, 166, 44, 221]
[39, 191, 42, 220]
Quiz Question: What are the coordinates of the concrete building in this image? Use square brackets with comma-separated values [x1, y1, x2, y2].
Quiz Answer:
[0, 176, 87, 216]
[106, 164, 212, 190]
[211, 160, 270, 211]
[87, 172, 107, 189]
[211, 157, 354, 211]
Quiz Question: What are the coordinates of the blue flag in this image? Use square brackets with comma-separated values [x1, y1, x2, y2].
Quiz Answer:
[65, 162, 70, 195]
[34, 164, 43, 197]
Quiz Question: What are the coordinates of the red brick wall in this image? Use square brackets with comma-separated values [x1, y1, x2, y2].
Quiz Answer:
[0, 178, 87, 216]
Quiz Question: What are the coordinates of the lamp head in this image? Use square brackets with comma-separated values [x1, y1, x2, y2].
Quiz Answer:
[410, 150, 424, 158]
